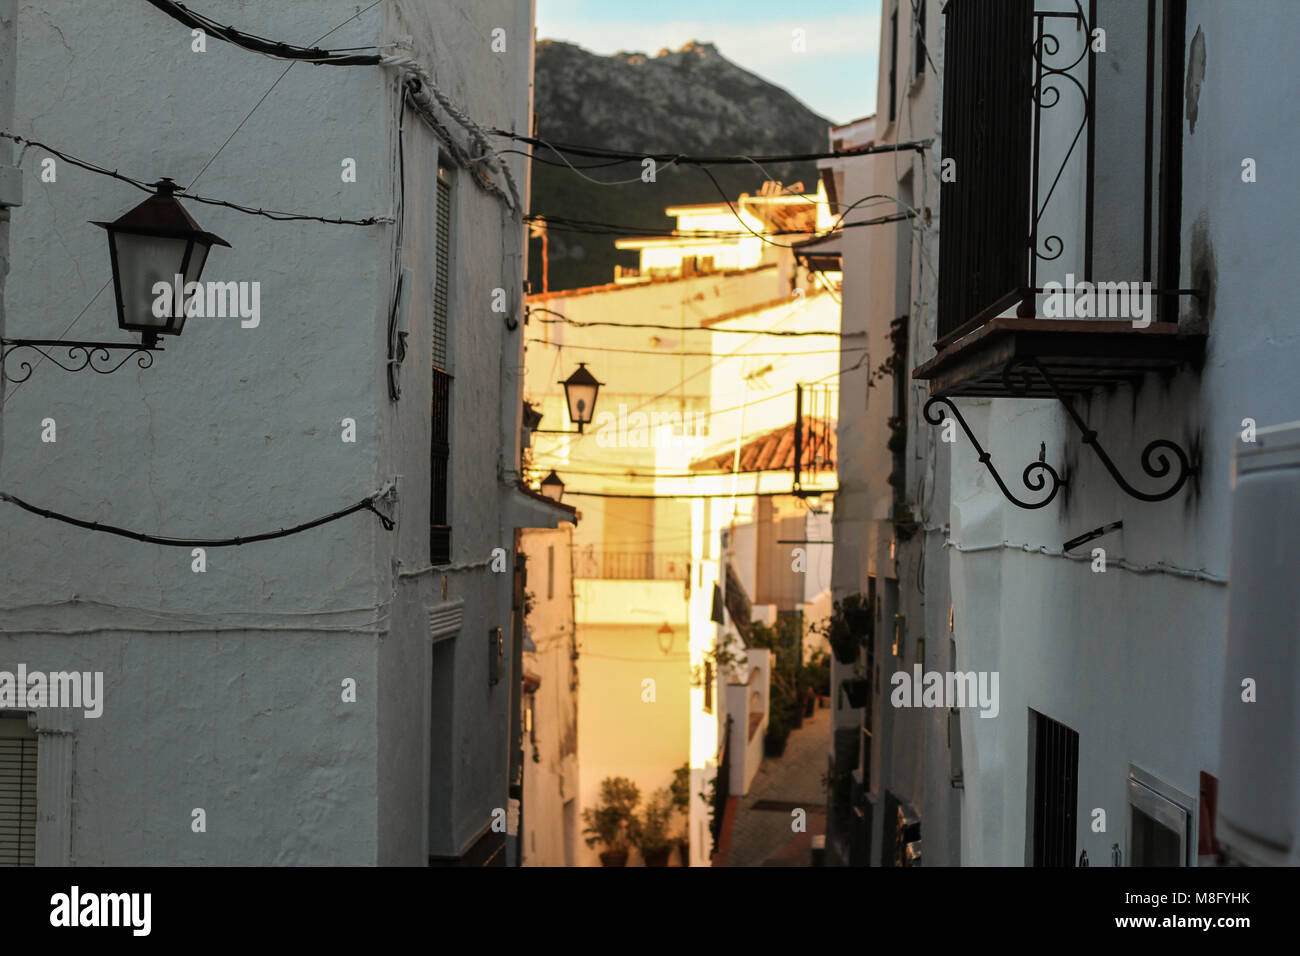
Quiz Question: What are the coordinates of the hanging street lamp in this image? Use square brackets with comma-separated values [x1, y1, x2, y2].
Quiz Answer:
[93, 178, 231, 347]
[560, 362, 602, 433]
[1, 178, 230, 382]
[531, 362, 604, 435]
[657, 621, 675, 655]
[539, 470, 565, 502]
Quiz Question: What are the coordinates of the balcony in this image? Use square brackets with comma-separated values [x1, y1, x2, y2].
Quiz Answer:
[917, 0, 1203, 401]
[573, 549, 691, 582]
[916, 1, 1202, 508]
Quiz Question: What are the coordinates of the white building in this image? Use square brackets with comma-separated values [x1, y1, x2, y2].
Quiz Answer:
[523, 190, 840, 864]
[519, 522, 581, 866]
[0, 0, 574, 866]
[831, 0, 1300, 868]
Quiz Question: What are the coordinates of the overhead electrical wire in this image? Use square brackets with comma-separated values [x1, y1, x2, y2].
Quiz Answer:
[525, 338, 866, 358]
[0, 487, 396, 547]
[526, 305, 855, 338]
[533, 291, 861, 464]
[561, 488, 837, 500]
[139, 0, 520, 212]
[141, 0, 385, 64]
[1, 131, 391, 226]
[490, 129, 933, 165]
[524, 209, 913, 241]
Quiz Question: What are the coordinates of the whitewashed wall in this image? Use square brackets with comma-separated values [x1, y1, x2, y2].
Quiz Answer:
[944, 0, 1300, 865]
[0, 0, 534, 864]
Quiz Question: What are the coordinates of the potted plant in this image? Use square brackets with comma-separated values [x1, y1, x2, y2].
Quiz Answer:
[582, 776, 640, 866]
[824, 593, 873, 664]
[764, 697, 793, 756]
[630, 789, 676, 866]
[839, 676, 870, 709]
[803, 650, 832, 708]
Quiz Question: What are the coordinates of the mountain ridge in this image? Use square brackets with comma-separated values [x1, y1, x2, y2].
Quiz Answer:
[529, 39, 831, 290]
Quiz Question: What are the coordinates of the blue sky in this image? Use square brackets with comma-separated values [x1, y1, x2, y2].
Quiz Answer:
[536, 0, 881, 126]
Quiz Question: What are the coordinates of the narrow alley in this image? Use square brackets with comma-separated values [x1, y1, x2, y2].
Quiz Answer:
[716, 705, 829, 867]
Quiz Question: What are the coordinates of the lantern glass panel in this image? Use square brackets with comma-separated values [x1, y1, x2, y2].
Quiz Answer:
[113, 232, 193, 333]
[566, 382, 597, 425]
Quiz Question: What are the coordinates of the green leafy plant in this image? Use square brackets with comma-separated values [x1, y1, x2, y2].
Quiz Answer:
[801, 649, 831, 697]
[582, 776, 640, 853]
[819, 593, 873, 665]
[629, 789, 676, 856]
[670, 764, 691, 815]
[689, 631, 748, 687]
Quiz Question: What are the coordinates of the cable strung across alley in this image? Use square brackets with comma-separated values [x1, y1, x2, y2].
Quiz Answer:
[0, 132, 392, 226]
[0, 487, 396, 547]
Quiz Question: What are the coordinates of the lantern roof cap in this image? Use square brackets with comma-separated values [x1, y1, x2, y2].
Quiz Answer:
[91, 179, 231, 247]
[560, 362, 602, 388]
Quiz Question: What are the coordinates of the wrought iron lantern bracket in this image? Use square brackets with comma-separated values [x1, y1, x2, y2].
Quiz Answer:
[1, 338, 163, 383]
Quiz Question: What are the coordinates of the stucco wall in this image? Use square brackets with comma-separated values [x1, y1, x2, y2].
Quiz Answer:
[941, 0, 1299, 865]
[1, 0, 533, 864]
[520, 524, 579, 866]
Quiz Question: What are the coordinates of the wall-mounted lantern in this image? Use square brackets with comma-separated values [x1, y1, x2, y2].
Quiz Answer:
[657, 621, 675, 655]
[539, 470, 565, 502]
[93, 178, 231, 347]
[2, 179, 230, 382]
[531, 363, 605, 436]
[561, 362, 602, 433]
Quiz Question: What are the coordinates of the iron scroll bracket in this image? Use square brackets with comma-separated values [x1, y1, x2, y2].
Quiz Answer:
[923, 396, 1064, 510]
[1002, 357, 1193, 503]
[1, 339, 162, 383]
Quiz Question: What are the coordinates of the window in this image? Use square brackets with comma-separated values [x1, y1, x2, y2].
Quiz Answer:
[433, 167, 451, 370]
[0, 717, 37, 866]
[546, 545, 554, 600]
[935, 0, 1034, 341]
[1028, 710, 1079, 867]
[703, 659, 714, 714]
[430, 166, 453, 565]
[887, 3, 899, 123]
[912, 0, 927, 82]
[1128, 766, 1192, 866]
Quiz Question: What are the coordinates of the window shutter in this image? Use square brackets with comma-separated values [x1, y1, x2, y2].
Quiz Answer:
[433, 170, 451, 371]
[0, 718, 37, 866]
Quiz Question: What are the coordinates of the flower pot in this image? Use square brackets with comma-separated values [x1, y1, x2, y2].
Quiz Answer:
[599, 849, 629, 867]
[764, 732, 789, 757]
[839, 677, 870, 709]
[643, 848, 671, 867]
[804, 695, 816, 717]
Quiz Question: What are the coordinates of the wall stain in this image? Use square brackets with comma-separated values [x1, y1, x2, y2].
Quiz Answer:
[1187, 213, 1216, 335]
[1185, 25, 1206, 135]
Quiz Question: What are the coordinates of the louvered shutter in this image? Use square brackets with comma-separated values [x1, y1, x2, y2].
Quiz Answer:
[0, 718, 37, 866]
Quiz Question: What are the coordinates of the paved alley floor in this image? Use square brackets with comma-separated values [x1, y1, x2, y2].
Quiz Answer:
[718, 702, 829, 867]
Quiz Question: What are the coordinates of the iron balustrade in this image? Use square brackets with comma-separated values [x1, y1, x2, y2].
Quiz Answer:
[937, 0, 1189, 346]
[572, 549, 692, 581]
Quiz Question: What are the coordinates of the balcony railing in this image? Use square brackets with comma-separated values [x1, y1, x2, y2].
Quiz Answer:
[573, 549, 691, 581]
[919, 0, 1202, 398]
[917, 1, 1202, 509]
